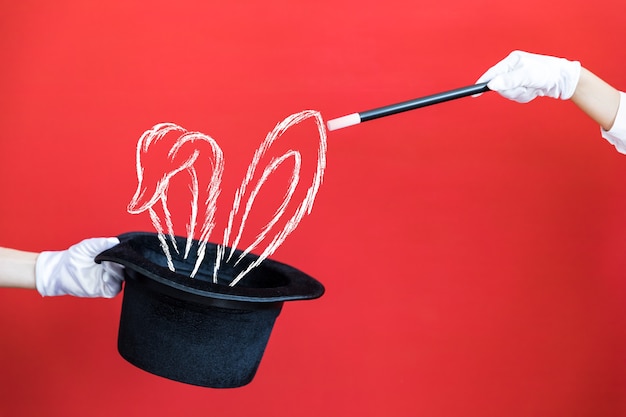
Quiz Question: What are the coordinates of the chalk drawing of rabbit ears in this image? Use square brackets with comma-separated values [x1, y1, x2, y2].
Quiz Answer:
[128, 110, 327, 286]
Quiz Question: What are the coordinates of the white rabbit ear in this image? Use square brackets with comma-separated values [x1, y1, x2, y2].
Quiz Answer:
[128, 123, 189, 268]
[181, 132, 224, 278]
[217, 110, 327, 286]
[128, 123, 224, 277]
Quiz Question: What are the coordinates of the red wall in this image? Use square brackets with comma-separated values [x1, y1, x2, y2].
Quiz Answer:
[1, 1, 626, 416]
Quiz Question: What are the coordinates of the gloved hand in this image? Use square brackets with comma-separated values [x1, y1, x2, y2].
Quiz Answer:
[35, 237, 124, 298]
[476, 50, 582, 103]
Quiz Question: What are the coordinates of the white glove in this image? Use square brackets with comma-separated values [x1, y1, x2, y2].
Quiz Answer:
[35, 237, 124, 298]
[476, 50, 582, 103]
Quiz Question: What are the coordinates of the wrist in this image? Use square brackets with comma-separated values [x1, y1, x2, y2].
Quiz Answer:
[0, 247, 38, 290]
[571, 68, 621, 130]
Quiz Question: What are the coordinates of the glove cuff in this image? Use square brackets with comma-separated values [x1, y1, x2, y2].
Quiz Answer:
[35, 250, 66, 296]
[559, 59, 582, 100]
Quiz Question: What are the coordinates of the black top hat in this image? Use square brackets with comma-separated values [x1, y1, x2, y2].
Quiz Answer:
[95, 232, 324, 388]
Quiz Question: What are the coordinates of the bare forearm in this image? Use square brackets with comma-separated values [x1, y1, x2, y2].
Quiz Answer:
[571, 67, 621, 131]
[0, 247, 38, 289]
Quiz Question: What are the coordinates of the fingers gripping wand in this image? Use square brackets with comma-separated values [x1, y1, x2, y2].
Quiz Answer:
[326, 82, 491, 131]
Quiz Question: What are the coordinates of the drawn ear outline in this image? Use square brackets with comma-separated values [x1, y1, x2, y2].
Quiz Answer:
[128, 123, 224, 276]
[215, 110, 327, 286]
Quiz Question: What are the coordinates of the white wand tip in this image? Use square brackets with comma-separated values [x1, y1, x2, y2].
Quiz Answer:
[327, 113, 361, 131]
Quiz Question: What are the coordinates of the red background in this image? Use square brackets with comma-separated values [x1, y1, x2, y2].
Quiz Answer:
[1, 0, 626, 416]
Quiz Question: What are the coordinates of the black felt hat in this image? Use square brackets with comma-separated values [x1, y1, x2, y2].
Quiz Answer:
[95, 232, 324, 388]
